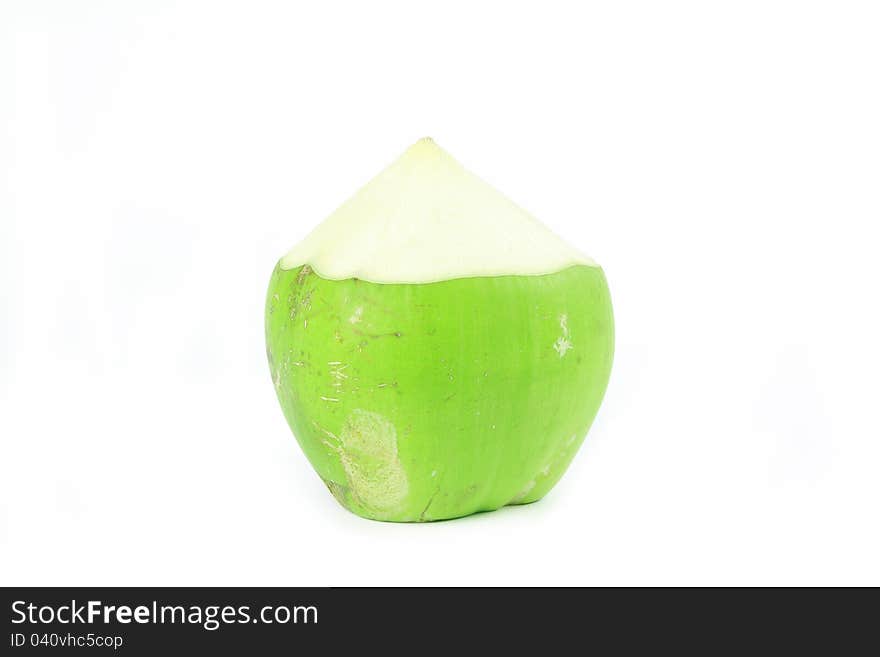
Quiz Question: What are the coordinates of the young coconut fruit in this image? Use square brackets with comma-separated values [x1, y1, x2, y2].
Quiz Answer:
[265, 138, 613, 522]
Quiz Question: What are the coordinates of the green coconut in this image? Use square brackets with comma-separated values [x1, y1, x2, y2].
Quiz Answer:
[266, 138, 613, 522]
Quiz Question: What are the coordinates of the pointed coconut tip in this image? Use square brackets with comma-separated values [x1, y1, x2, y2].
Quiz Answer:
[396, 136, 448, 163]
[281, 140, 597, 283]
[413, 135, 436, 147]
[393, 136, 458, 171]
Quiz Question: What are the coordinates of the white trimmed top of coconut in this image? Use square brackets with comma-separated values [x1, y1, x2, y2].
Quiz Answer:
[280, 138, 596, 284]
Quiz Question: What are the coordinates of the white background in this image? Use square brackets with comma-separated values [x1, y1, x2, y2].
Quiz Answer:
[2, 1, 878, 586]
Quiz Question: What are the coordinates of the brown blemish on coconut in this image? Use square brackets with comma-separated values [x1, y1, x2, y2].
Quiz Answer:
[296, 264, 312, 285]
[322, 409, 408, 515]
